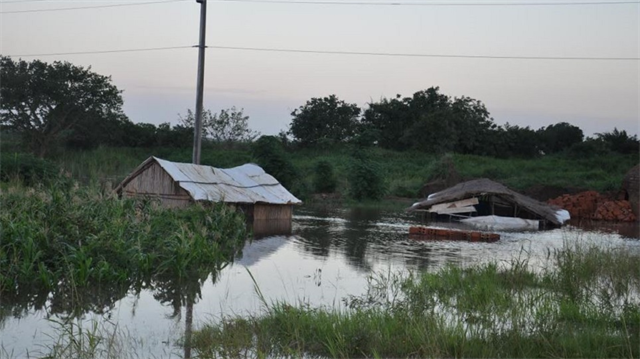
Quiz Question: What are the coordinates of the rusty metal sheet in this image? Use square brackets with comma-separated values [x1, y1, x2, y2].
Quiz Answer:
[154, 157, 302, 205]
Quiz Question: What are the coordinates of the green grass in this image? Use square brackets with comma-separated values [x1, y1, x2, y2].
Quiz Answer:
[191, 243, 640, 358]
[3, 143, 636, 200]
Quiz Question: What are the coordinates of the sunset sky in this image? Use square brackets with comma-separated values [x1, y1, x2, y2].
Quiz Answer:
[2, 0, 638, 136]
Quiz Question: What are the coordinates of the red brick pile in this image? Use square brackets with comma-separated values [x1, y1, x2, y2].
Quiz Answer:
[592, 200, 637, 222]
[548, 191, 637, 222]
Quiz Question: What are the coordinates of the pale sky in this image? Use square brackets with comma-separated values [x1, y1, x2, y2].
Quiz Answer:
[1, 0, 639, 137]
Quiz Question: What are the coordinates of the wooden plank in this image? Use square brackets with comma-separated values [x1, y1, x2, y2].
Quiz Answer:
[429, 206, 477, 214]
[429, 198, 479, 212]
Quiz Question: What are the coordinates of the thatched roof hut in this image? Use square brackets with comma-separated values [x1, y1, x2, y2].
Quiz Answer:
[622, 164, 639, 218]
[115, 157, 302, 225]
[407, 178, 569, 227]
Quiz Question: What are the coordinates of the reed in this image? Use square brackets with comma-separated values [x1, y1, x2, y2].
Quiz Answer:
[192, 242, 640, 358]
[0, 183, 247, 301]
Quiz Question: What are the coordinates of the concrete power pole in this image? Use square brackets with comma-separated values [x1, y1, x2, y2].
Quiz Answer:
[192, 0, 207, 165]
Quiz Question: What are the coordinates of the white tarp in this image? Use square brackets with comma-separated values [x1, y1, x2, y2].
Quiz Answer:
[154, 157, 302, 205]
[461, 215, 539, 231]
[555, 209, 571, 224]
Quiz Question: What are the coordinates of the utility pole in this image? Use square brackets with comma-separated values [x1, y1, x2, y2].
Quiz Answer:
[192, 0, 207, 164]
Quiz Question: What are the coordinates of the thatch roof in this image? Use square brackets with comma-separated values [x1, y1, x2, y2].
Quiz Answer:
[407, 178, 568, 226]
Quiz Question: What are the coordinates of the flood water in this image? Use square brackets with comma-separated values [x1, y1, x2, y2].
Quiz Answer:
[1, 205, 639, 358]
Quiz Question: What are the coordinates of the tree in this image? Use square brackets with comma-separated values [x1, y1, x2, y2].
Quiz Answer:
[361, 87, 496, 154]
[361, 95, 413, 150]
[492, 123, 540, 158]
[537, 122, 584, 154]
[595, 128, 639, 154]
[289, 95, 361, 148]
[180, 107, 259, 146]
[0, 56, 126, 157]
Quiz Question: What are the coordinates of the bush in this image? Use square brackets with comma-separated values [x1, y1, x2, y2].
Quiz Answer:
[348, 150, 386, 200]
[566, 139, 609, 159]
[0, 152, 62, 186]
[313, 160, 337, 193]
[251, 136, 297, 189]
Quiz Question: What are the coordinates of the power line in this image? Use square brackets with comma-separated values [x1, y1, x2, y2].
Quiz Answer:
[209, 45, 640, 61]
[6, 45, 193, 57]
[1, 0, 637, 10]
[213, 0, 640, 6]
[6, 44, 639, 61]
[0, 0, 189, 14]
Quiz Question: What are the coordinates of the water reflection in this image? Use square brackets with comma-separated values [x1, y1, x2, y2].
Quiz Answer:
[293, 206, 471, 272]
[0, 240, 242, 358]
[1, 204, 638, 358]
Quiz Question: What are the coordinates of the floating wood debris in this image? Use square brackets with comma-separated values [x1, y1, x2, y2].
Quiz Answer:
[409, 226, 500, 243]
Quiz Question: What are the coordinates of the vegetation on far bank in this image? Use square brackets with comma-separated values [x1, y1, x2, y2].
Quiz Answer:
[2, 56, 638, 202]
[192, 243, 640, 358]
[2, 141, 635, 204]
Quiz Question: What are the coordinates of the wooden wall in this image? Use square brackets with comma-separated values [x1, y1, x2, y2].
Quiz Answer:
[254, 204, 293, 220]
[121, 162, 191, 208]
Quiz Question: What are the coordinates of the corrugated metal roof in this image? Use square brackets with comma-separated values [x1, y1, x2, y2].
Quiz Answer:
[120, 157, 302, 205]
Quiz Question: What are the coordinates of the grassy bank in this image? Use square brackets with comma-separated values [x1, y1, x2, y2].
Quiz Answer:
[192, 243, 640, 358]
[40, 145, 638, 199]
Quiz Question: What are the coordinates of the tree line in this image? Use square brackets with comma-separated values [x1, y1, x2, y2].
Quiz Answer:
[286, 90, 639, 158]
[1, 56, 637, 159]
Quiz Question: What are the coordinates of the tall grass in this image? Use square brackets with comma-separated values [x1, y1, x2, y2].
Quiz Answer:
[191, 243, 640, 358]
[0, 183, 248, 319]
[38, 145, 638, 199]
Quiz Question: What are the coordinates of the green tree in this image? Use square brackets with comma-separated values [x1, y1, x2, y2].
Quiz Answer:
[595, 128, 639, 154]
[361, 95, 413, 150]
[0, 56, 126, 157]
[537, 122, 584, 154]
[289, 95, 361, 148]
[493, 123, 540, 158]
[361, 87, 496, 154]
[251, 136, 296, 189]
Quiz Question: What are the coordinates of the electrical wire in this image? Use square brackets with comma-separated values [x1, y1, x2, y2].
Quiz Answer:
[0, 0, 189, 14]
[7, 45, 193, 57]
[7, 44, 639, 61]
[215, 45, 640, 61]
[1, 0, 637, 12]
[213, 0, 640, 6]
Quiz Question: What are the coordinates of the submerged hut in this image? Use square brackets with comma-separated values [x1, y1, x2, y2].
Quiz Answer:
[622, 164, 639, 218]
[407, 178, 570, 228]
[115, 157, 302, 225]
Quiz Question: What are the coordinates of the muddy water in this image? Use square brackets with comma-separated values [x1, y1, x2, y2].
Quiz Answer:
[1, 205, 638, 358]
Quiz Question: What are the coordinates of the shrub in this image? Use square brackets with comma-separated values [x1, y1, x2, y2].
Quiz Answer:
[251, 136, 296, 189]
[0, 152, 61, 186]
[313, 160, 337, 193]
[348, 150, 386, 200]
[566, 139, 609, 159]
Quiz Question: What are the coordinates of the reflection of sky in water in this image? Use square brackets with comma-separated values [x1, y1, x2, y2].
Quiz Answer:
[2, 206, 639, 358]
